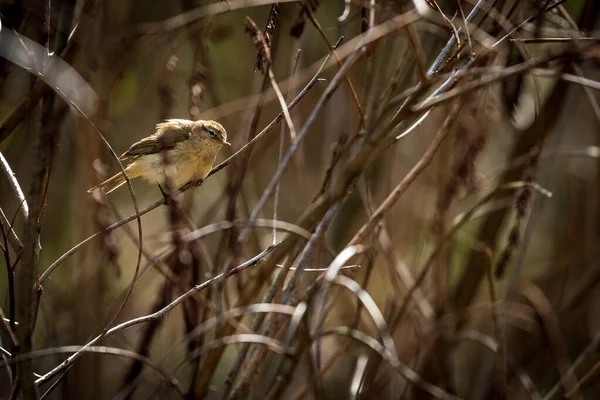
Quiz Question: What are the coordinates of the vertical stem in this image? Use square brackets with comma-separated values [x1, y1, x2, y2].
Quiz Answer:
[16, 90, 59, 399]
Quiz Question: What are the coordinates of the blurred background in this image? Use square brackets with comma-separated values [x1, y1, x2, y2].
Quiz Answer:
[1, 0, 600, 399]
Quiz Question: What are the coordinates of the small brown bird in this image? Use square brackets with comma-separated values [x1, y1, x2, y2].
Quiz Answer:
[88, 119, 230, 194]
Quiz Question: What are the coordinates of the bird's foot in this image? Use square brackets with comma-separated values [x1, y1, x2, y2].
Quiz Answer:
[158, 184, 172, 206]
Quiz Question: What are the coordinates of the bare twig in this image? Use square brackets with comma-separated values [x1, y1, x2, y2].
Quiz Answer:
[303, 5, 365, 123]
[349, 100, 464, 245]
[34, 246, 273, 386]
[0, 152, 29, 220]
[322, 327, 459, 400]
[0, 207, 22, 252]
[16, 90, 60, 399]
[2, 345, 184, 397]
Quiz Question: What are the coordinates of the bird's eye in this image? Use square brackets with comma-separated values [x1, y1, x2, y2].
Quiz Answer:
[207, 129, 216, 137]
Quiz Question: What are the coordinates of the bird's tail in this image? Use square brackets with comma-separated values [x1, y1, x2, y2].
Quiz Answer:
[87, 172, 127, 194]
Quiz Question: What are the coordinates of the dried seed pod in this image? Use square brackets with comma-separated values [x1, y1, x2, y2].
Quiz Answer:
[494, 148, 540, 278]
[289, 8, 306, 38]
[255, 4, 280, 73]
[289, 1, 320, 38]
[245, 17, 271, 74]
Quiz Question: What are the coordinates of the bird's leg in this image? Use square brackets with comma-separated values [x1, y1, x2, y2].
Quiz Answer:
[158, 184, 172, 205]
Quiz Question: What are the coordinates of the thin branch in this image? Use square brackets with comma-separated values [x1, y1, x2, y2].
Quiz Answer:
[322, 327, 459, 400]
[223, 202, 341, 398]
[0, 207, 22, 252]
[2, 346, 184, 398]
[543, 330, 600, 400]
[34, 247, 273, 386]
[0, 152, 29, 219]
[349, 100, 464, 245]
[131, 0, 301, 34]
[303, 5, 365, 123]
[16, 90, 61, 399]
[239, 47, 367, 245]
[313, 246, 367, 369]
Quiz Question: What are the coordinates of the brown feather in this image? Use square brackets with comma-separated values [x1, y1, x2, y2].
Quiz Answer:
[120, 124, 191, 161]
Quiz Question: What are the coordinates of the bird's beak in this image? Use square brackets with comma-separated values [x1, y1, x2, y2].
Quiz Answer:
[221, 139, 231, 147]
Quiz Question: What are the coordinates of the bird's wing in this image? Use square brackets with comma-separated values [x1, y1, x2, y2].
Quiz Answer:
[119, 129, 190, 160]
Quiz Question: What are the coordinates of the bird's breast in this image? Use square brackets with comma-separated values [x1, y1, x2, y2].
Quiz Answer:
[173, 149, 216, 183]
[133, 145, 218, 188]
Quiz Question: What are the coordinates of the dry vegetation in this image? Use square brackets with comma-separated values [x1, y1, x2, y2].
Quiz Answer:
[1, 0, 600, 399]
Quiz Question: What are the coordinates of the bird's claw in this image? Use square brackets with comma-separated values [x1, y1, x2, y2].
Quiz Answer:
[158, 184, 172, 206]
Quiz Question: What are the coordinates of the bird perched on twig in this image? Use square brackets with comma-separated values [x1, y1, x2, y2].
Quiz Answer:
[88, 119, 230, 194]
